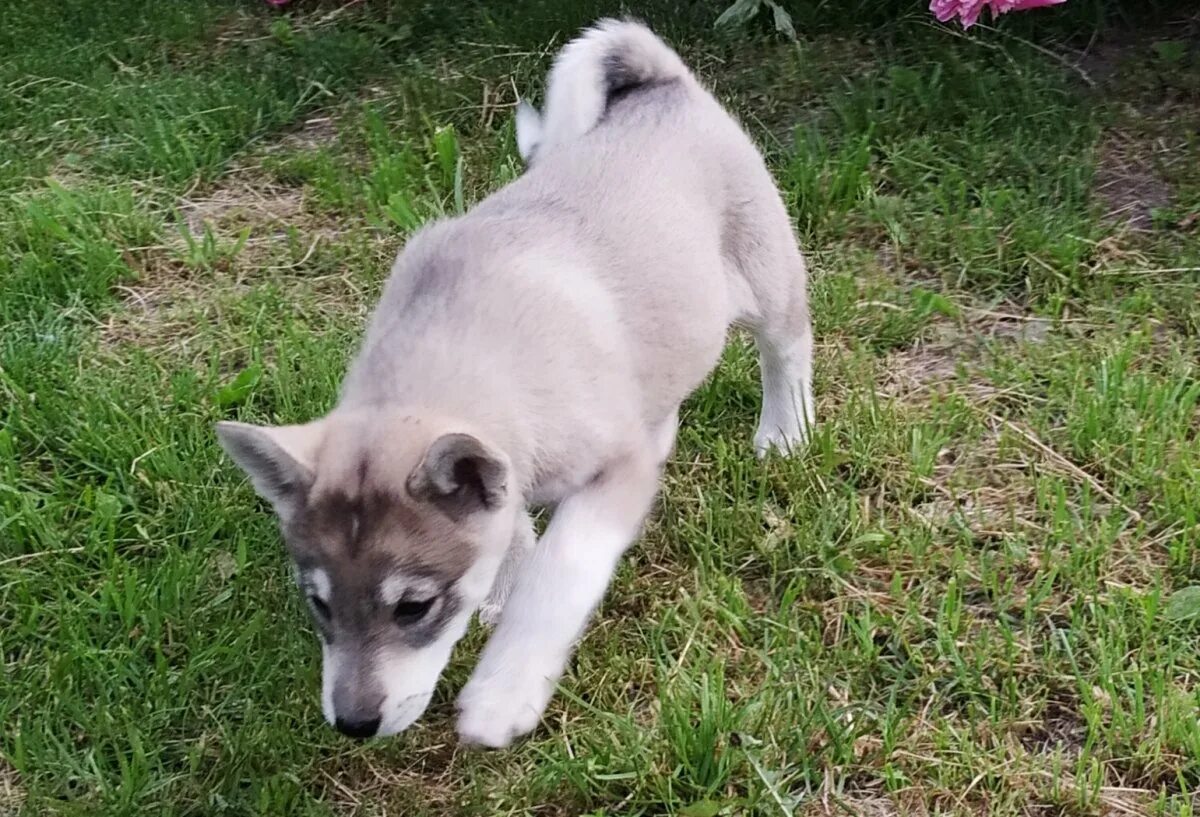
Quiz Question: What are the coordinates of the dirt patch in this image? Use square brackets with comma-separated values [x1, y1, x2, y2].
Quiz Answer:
[879, 309, 1051, 400]
[882, 341, 963, 397]
[174, 168, 348, 266]
[908, 422, 1042, 545]
[316, 752, 449, 816]
[1074, 33, 1143, 89]
[179, 178, 307, 237]
[1093, 133, 1174, 232]
[99, 256, 376, 358]
[102, 271, 215, 352]
[1015, 695, 1089, 754]
[877, 308, 1160, 584]
[101, 166, 358, 350]
[1080, 18, 1200, 232]
[273, 115, 340, 153]
[906, 406, 1155, 585]
[798, 791, 910, 816]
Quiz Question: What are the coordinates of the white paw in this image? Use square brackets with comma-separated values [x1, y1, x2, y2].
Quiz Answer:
[477, 521, 534, 629]
[456, 659, 559, 748]
[477, 558, 519, 628]
[476, 599, 505, 628]
[753, 424, 808, 458]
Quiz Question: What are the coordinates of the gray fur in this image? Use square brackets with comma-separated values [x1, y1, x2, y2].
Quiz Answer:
[407, 433, 509, 518]
[341, 20, 812, 475]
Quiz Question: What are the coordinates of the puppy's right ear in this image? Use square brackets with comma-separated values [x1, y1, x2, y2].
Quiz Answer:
[515, 100, 542, 163]
[215, 420, 324, 522]
[407, 432, 509, 519]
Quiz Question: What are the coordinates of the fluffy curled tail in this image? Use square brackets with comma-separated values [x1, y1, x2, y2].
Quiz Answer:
[516, 19, 690, 161]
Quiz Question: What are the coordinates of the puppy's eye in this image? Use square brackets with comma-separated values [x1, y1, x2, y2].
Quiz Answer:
[393, 597, 435, 625]
[309, 595, 332, 621]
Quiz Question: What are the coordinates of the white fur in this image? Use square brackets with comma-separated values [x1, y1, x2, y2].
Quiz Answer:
[371, 518, 513, 736]
[653, 410, 679, 465]
[372, 645, 442, 735]
[378, 575, 406, 606]
[536, 19, 689, 155]
[321, 637, 444, 735]
[377, 573, 440, 607]
[478, 512, 536, 626]
[308, 568, 331, 602]
[458, 452, 660, 747]
[753, 331, 815, 455]
[320, 643, 337, 724]
[514, 101, 543, 161]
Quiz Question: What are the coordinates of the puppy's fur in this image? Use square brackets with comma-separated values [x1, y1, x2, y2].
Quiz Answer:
[217, 19, 813, 748]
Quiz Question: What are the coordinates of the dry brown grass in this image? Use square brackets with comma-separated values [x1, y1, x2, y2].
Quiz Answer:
[0, 758, 23, 817]
[98, 158, 384, 354]
[1094, 133, 1174, 233]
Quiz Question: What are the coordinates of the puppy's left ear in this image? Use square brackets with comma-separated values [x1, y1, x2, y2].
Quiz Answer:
[216, 420, 325, 522]
[408, 433, 509, 519]
[515, 100, 542, 163]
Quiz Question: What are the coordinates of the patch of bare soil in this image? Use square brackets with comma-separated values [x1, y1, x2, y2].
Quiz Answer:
[798, 791, 912, 817]
[100, 166, 356, 350]
[272, 115, 340, 153]
[1014, 696, 1089, 755]
[879, 310, 1160, 589]
[1094, 133, 1174, 232]
[178, 176, 307, 237]
[1077, 19, 1200, 232]
[879, 308, 1051, 401]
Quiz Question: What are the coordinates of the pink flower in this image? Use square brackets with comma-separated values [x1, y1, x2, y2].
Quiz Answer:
[931, 0, 1067, 28]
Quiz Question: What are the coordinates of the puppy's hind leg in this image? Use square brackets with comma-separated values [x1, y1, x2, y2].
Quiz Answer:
[722, 177, 815, 458]
[750, 244, 815, 457]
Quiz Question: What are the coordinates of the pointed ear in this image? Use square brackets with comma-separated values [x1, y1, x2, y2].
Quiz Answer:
[515, 100, 542, 163]
[215, 420, 324, 521]
[407, 433, 509, 519]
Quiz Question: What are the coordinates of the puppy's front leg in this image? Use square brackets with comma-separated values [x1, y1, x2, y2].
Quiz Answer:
[456, 452, 661, 748]
[478, 510, 536, 627]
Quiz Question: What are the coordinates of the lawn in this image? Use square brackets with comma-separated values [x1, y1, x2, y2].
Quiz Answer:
[1, 1, 1198, 814]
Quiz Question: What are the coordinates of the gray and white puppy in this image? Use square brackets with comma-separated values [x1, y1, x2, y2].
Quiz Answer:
[216, 19, 813, 748]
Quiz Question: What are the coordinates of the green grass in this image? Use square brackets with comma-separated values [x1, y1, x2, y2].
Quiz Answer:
[2, 1, 1199, 815]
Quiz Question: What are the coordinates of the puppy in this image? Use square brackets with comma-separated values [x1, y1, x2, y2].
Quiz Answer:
[216, 19, 813, 748]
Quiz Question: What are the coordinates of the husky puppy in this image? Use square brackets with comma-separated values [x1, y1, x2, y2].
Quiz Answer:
[216, 19, 813, 748]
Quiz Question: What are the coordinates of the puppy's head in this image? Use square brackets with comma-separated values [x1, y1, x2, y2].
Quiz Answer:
[216, 411, 518, 739]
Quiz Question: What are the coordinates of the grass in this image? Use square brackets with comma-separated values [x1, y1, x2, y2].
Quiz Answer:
[1, 0, 1198, 814]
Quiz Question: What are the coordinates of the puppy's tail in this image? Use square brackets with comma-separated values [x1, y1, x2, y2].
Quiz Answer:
[516, 20, 690, 162]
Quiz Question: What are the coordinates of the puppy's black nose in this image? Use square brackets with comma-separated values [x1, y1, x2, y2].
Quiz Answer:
[335, 716, 381, 740]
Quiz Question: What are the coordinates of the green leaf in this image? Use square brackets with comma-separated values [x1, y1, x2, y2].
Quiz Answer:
[93, 489, 123, 519]
[379, 189, 421, 232]
[1164, 586, 1200, 622]
[1152, 40, 1187, 66]
[767, 1, 796, 39]
[911, 286, 960, 319]
[680, 801, 723, 817]
[432, 125, 459, 190]
[215, 363, 263, 409]
[715, 0, 762, 29]
[269, 18, 295, 48]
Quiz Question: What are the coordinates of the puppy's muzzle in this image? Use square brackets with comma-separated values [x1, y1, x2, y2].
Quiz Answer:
[335, 715, 381, 740]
